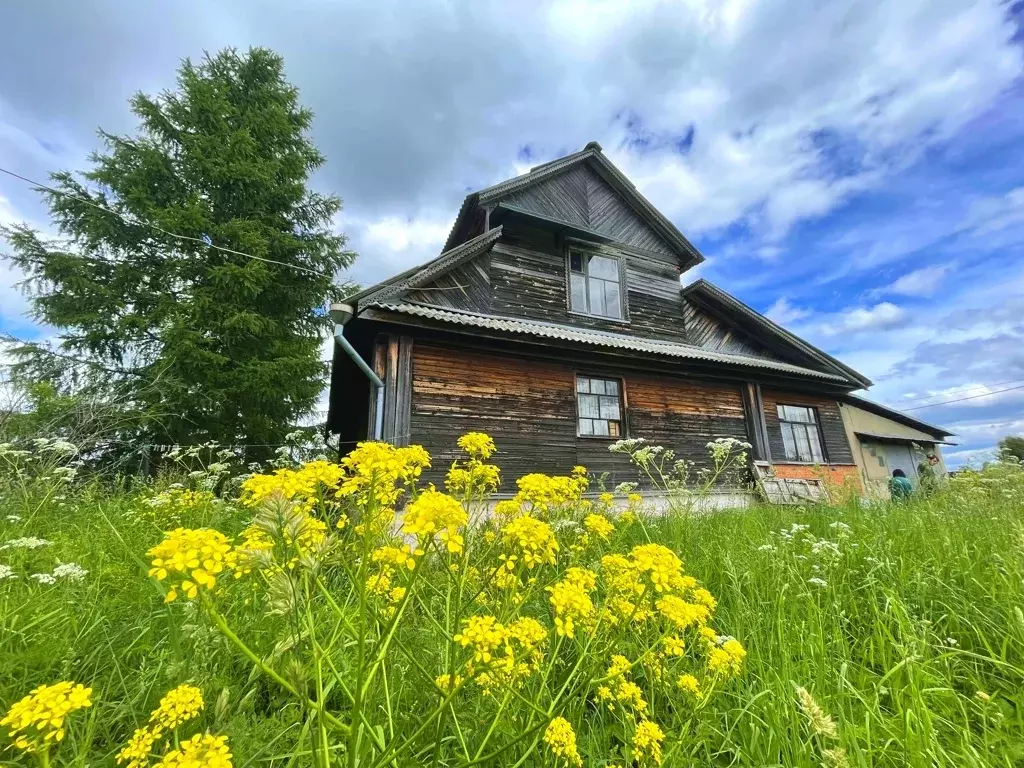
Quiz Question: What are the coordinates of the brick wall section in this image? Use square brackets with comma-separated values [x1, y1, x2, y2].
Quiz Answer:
[771, 463, 862, 494]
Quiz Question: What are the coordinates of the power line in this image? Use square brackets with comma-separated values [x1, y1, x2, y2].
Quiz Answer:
[0, 166, 339, 280]
[902, 383, 1024, 411]
[887, 377, 1024, 408]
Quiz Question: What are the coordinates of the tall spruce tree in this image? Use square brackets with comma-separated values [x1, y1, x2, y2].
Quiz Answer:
[2, 47, 353, 453]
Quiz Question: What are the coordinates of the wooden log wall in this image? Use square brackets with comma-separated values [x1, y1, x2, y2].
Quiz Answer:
[681, 298, 781, 360]
[489, 223, 690, 342]
[409, 342, 750, 489]
[760, 389, 854, 464]
[405, 255, 492, 313]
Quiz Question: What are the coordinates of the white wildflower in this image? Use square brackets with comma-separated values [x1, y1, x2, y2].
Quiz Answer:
[945, 637, 958, 647]
[609, 437, 647, 453]
[1, 537, 52, 550]
[31, 573, 57, 585]
[0, 564, 16, 580]
[613, 482, 639, 494]
[52, 563, 88, 582]
[5, 515, 22, 523]
[757, 544, 774, 552]
[829, 521, 852, 535]
[808, 577, 829, 589]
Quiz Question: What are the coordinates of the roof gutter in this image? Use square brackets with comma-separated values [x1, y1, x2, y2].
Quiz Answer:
[330, 302, 385, 441]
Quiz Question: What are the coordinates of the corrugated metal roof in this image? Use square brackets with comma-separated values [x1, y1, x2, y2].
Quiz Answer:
[365, 301, 850, 381]
[351, 228, 503, 307]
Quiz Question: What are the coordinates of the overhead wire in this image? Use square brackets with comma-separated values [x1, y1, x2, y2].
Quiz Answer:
[901, 383, 1024, 411]
[0, 165, 339, 279]
[886, 377, 1024, 408]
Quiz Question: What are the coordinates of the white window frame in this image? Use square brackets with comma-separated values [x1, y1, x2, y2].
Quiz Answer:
[575, 375, 624, 438]
[777, 404, 826, 463]
[567, 249, 626, 320]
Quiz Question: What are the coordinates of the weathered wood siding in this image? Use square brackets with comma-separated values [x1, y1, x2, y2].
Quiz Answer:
[761, 389, 854, 464]
[682, 298, 782, 360]
[410, 342, 749, 488]
[489, 223, 689, 342]
[405, 254, 492, 313]
[501, 163, 676, 257]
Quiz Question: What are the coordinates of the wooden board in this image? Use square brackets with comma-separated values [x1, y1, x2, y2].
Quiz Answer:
[409, 342, 749, 489]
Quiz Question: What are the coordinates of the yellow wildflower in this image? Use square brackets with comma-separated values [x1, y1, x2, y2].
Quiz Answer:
[117, 725, 161, 768]
[563, 566, 597, 592]
[457, 432, 497, 460]
[598, 491, 614, 504]
[240, 461, 345, 513]
[453, 615, 509, 664]
[627, 493, 643, 505]
[153, 732, 232, 768]
[147, 528, 238, 602]
[493, 499, 523, 519]
[707, 637, 746, 676]
[366, 571, 393, 596]
[150, 684, 203, 730]
[633, 719, 665, 765]
[434, 673, 464, 692]
[1, 681, 93, 752]
[630, 543, 686, 593]
[656, 594, 711, 630]
[235, 512, 327, 574]
[401, 489, 468, 553]
[663, 635, 685, 657]
[336, 442, 430, 510]
[676, 674, 700, 696]
[445, 460, 501, 496]
[583, 513, 614, 540]
[547, 577, 594, 638]
[501, 515, 559, 568]
[543, 717, 582, 767]
[513, 473, 587, 513]
[371, 544, 420, 570]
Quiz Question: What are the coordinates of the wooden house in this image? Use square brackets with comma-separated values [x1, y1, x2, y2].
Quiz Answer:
[325, 141, 948, 501]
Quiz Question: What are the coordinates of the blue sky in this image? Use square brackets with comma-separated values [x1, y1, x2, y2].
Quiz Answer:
[1, 0, 1023, 465]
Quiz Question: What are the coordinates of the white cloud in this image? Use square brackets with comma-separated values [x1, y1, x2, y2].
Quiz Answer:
[765, 297, 810, 326]
[361, 215, 450, 255]
[873, 265, 951, 298]
[816, 302, 908, 336]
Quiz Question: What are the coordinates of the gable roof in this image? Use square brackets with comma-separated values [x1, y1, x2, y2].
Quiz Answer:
[841, 393, 955, 439]
[680, 279, 872, 388]
[443, 141, 704, 270]
[360, 300, 852, 383]
[347, 227, 503, 309]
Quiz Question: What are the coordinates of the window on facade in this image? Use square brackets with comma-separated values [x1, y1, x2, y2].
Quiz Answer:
[576, 377, 623, 437]
[777, 405, 825, 463]
[569, 251, 623, 319]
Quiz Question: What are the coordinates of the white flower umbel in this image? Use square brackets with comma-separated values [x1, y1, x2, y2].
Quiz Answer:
[5, 514, 22, 523]
[31, 573, 57, 585]
[1, 537, 52, 550]
[52, 563, 89, 582]
[807, 577, 829, 589]
[0, 564, 16, 580]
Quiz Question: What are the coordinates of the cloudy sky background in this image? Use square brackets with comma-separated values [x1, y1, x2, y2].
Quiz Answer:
[1, 0, 1023, 465]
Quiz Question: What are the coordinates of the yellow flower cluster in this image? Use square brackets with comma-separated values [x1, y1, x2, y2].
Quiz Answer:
[240, 460, 345, 513]
[547, 573, 595, 638]
[632, 719, 665, 765]
[655, 594, 711, 631]
[676, 674, 700, 696]
[706, 636, 747, 677]
[445, 463, 501, 496]
[150, 684, 204, 730]
[452, 615, 548, 692]
[154, 488, 216, 511]
[117, 685, 205, 768]
[337, 442, 430, 511]
[501, 515, 559, 568]
[543, 716, 583, 767]
[457, 432, 496, 460]
[153, 733, 232, 768]
[596, 655, 648, 714]
[401, 489, 468, 553]
[583, 513, 614, 540]
[371, 544, 420, 571]
[599, 553, 650, 624]
[147, 528, 238, 602]
[512, 469, 588, 513]
[1, 681, 92, 752]
[630, 544, 691, 593]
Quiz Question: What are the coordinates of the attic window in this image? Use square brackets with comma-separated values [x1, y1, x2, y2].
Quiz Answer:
[568, 251, 623, 319]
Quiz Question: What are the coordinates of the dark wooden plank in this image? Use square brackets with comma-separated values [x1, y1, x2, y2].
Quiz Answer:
[383, 335, 400, 441]
[393, 336, 414, 446]
[761, 389, 853, 464]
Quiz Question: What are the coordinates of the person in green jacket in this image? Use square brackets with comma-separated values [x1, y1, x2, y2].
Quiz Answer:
[889, 468, 913, 501]
[917, 453, 941, 495]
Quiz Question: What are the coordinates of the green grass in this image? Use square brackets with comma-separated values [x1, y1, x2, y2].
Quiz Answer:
[1, 466, 1023, 767]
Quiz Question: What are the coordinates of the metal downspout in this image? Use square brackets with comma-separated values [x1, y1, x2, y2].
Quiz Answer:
[331, 303, 385, 441]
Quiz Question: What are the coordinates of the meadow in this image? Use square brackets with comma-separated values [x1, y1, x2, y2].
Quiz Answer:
[1, 436, 1022, 767]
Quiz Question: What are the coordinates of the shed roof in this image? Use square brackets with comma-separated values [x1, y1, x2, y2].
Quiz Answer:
[361, 300, 852, 382]
[842, 394, 955, 439]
